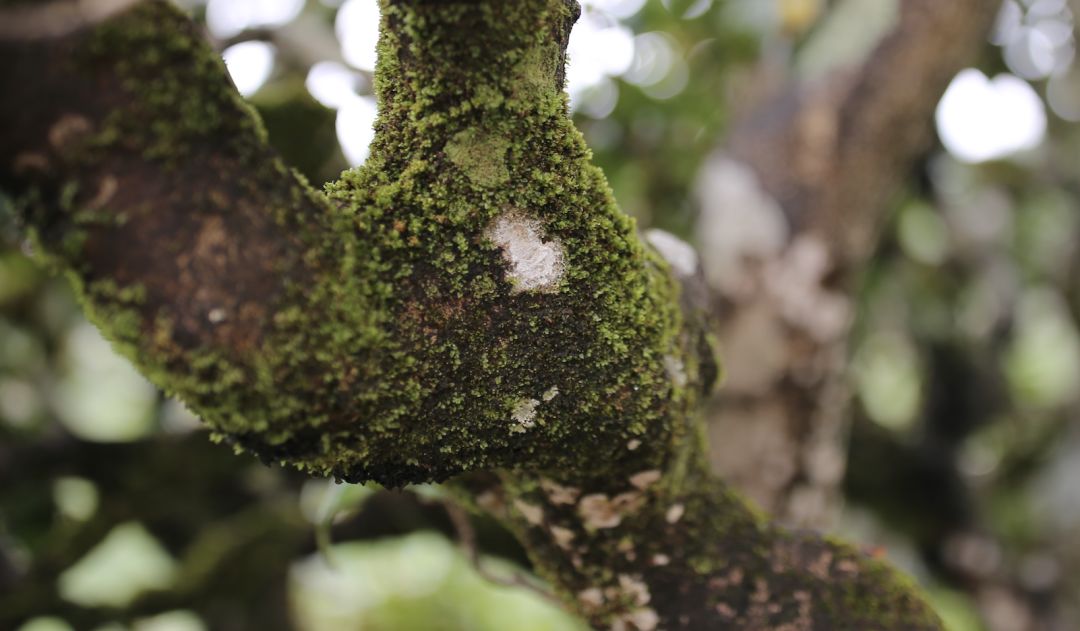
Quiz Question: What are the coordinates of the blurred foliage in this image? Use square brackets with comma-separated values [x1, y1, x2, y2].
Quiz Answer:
[2, 0, 1079, 630]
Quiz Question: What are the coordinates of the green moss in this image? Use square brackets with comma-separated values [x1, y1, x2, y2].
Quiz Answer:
[444, 128, 511, 187]
[81, 2, 268, 164]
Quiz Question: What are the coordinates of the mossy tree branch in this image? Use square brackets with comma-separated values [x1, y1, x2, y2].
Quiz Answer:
[3, 0, 944, 628]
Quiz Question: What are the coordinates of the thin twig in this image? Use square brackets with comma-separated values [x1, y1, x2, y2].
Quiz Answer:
[442, 499, 564, 607]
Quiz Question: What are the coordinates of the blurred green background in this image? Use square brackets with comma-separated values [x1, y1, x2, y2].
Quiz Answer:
[2, 0, 1079, 629]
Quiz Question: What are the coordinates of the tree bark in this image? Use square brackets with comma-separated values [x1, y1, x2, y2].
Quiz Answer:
[0, 0, 962, 628]
[701, 0, 1002, 527]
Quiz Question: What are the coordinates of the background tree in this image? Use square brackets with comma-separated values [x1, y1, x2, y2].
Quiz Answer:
[2, 1, 1079, 630]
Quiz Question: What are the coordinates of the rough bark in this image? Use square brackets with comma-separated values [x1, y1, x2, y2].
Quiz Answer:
[702, 0, 1003, 527]
[1, 0, 951, 628]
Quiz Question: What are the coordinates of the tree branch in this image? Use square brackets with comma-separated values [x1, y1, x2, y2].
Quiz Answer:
[2, 0, 957, 627]
[702, 0, 1003, 525]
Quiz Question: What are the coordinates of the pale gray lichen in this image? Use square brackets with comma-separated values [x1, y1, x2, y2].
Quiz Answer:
[509, 397, 541, 433]
[484, 212, 565, 293]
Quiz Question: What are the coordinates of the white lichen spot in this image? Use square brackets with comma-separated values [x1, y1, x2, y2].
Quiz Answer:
[651, 553, 670, 566]
[539, 478, 581, 505]
[626, 439, 642, 451]
[665, 503, 685, 524]
[663, 355, 688, 388]
[485, 212, 565, 293]
[550, 525, 576, 550]
[626, 608, 660, 631]
[578, 587, 605, 611]
[48, 114, 92, 150]
[542, 385, 560, 401]
[629, 469, 662, 491]
[578, 492, 645, 530]
[512, 499, 544, 526]
[509, 397, 540, 434]
[87, 175, 118, 210]
[579, 494, 622, 529]
[644, 229, 698, 278]
[618, 574, 652, 606]
[207, 308, 227, 324]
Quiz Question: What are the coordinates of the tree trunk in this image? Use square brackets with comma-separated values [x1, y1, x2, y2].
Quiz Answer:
[0, 0, 993, 628]
[701, 0, 1001, 527]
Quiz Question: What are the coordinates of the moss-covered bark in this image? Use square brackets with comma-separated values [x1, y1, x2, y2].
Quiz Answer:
[0, 0, 945, 628]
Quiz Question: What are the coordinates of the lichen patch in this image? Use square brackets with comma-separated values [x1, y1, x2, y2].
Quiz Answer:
[663, 355, 688, 388]
[577, 587, 605, 611]
[540, 478, 581, 505]
[509, 397, 540, 433]
[617, 574, 652, 606]
[512, 499, 544, 526]
[629, 469, 661, 491]
[578, 492, 645, 530]
[48, 114, 92, 150]
[485, 212, 565, 293]
[550, 525, 576, 550]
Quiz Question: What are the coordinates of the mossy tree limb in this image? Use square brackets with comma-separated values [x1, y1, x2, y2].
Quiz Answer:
[3, 1, 943, 628]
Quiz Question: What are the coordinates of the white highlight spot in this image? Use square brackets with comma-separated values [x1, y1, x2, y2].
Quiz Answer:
[336, 96, 378, 166]
[936, 69, 1046, 163]
[566, 10, 635, 110]
[583, 0, 647, 20]
[665, 503, 685, 524]
[306, 60, 362, 109]
[222, 41, 276, 97]
[542, 386, 560, 401]
[206, 0, 304, 38]
[337, 0, 381, 72]
[485, 213, 566, 293]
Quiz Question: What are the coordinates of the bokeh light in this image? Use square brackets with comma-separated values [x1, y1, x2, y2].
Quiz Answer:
[222, 40, 276, 97]
[935, 69, 1046, 163]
